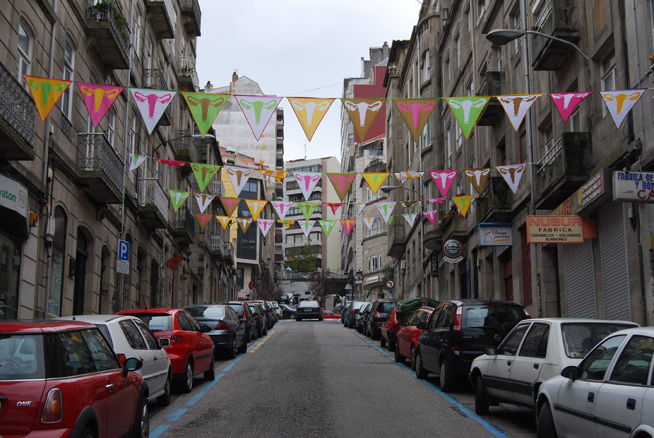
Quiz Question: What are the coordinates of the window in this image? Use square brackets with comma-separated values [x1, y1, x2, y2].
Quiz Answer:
[447, 125, 453, 167]
[499, 325, 528, 356]
[445, 56, 451, 80]
[286, 235, 293, 244]
[601, 51, 617, 118]
[455, 35, 461, 67]
[467, 80, 474, 97]
[61, 38, 75, 119]
[119, 319, 148, 350]
[455, 122, 462, 151]
[107, 107, 116, 146]
[513, 12, 522, 54]
[16, 23, 32, 84]
[543, 124, 553, 157]
[478, 0, 486, 21]
[497, 47, 503, 71]
[519, 132, 527, 163]
[580, 335, 626, 381]
[422, 50, 430, 81]
[134, 9, 142, 58]
[466, 8, 472, 32]
[519, 323, 550, 358]
[367, 187, 378, 202]
[422, 114, 432, 148]
[47, 331, 95, 377]
[132, 318, 159, 350]
[48, 207, 67, 317]
[610, 336, 654, 385]
[570, 109, 581, 132]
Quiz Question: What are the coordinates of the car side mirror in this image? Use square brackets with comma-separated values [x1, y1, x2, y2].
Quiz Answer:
[122, 357, 143, 376]
[158, 338, 171, 348]
[561, 365, 580, 381]
[416, 322, 426, 330]
[485, 347, 496, 356]
[203, 325, 212, 333]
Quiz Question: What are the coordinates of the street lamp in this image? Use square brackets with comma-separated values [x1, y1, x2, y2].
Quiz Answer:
[485, 29, 590, 64]
[344, 283, 353, 301]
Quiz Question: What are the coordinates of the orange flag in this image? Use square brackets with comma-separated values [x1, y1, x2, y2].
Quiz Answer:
[215, 216, 232, 230]
[237, 218, 253, 233]
[24, 76, 72, 121]
[288, 97, 334, 141]
[342, 98, 385, 142]
[452, 195, 474, 217]
[464, 168, 491, 195]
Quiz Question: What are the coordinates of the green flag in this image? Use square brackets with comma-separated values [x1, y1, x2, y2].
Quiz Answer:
[318, 220, 337, 237]
[296, 201, 320, 221]
[168, 189, 189, 212]
[445, 96, 490, 139]
[191, 163, 221, 193]
[181, 92, 229, 137]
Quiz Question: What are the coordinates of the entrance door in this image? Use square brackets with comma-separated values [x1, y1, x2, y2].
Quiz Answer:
[73, 231, 88, 315]
[151, 260, 159, 307]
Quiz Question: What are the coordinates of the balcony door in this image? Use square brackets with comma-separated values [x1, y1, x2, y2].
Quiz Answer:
[73, 229, 88, 315]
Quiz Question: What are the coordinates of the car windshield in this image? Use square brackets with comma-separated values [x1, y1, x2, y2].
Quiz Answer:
[299, 302, 319, 308]
[463, 305, 525, 330]
[379, 302, 397, 313]
[0, 334, 44, 381]
[96, 324, 113, 349]
[186, 306, 225, 319]
[133, 314, 172, 332]
[561, 323, 637, 359]
[228, 304, 244, 313]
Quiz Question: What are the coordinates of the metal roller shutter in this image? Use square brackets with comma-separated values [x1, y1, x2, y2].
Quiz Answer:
[563, 239, 597, 318]
[598, 202, 631, 320]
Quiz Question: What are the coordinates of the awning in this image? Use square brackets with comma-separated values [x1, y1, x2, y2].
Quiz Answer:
[0, 174, 29, 240]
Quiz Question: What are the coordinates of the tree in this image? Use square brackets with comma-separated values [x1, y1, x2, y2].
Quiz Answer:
[308, 270, 348, 304]
[285, 244, 319, 273]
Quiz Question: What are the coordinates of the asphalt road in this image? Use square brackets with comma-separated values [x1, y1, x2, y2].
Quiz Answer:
[149, 319, 537, 438]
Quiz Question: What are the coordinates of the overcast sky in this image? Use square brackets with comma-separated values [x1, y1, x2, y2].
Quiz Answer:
[195, 0, 422, 165]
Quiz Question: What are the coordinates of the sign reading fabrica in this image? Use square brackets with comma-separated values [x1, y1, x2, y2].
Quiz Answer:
[527, 215, 583, 243]
[613, 171, 654, 202]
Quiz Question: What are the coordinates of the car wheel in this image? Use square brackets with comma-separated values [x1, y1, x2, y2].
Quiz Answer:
[257, 327, 263, 338]
[133, 395, 149, 438]
[410, 346, 417, 371]
[226, 338, 237, 359]
[179, 360, 194, 393]
[157, 372, 172, 406]
[81, 426, 97, 438]
[238, 335, 247, 354]
[415, 349, 428, 380]
[474, 375, 490, 415]
[439, 359, 456, 392]
[204, 355, 216, 380]
[371, 328, 380, 341]
[388, 339, 395, 352]
[319, 318, 323, 321]
[394, 343, 405, 363]
[537, 402, 558, 438]
[380, 335, 387, 348]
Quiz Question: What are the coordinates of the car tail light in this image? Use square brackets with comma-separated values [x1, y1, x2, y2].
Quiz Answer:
[524, 309, 531, 319]
[170, 334, 184, 343]
[216, 321, 230, 330]
[451, 346, 460, 351]
[242, 310, 248, 323]
[255, 314, 260, 320]
[375, 311, 381, 320]
[117, 353, 127, 365]
[453, 307, 462, 331]
[41, 388, 63, 424]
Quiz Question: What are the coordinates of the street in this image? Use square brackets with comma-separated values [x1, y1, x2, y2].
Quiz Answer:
[149, 319, 537, 438]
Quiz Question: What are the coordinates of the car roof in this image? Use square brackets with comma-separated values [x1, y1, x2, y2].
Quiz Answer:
[56, 314, 134, 324]
[116, 308, 178, 315]
[0, 320, 96, 333]
[184, 304, 226, 308]
[608, 326, 654, 336]
[516, 318, 639, 326]
[442, 299, 524, 306]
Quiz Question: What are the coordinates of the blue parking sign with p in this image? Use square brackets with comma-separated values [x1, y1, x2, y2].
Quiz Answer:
[119, 240, 129, 261]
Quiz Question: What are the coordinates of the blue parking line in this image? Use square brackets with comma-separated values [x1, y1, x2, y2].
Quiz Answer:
[150, 425, 170, 438]
[167, 409, 187, 421]
[203, 373, 223, 390]
[185, 392, 204, 406]
[222, 355, 244, 372]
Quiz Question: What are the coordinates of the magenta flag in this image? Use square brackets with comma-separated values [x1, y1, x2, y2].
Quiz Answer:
[423, 210, 438, 225]
[78, 82, 124, 127]
[549, 92, 593, 123]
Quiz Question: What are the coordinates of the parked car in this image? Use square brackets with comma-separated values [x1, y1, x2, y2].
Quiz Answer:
[536, 326, 654, 438]
[395, 306, 436, 369]
[0, 320, 148, 438]
[296, 300, 323, 321]
[322, 310, 340, 319]
[57, 314, 173, 406]
[415, 299, 530, 392]
[271, 301, 283, 319]
[279, 303, 297, 319]
[247, 302, 268, 338]
[185, 304, 248, 359]
[356, 303, 373, 334]
[341, 300, 354, 322]
[116, 308, 215, 393]
[246, 300, 275, 329]
[469, 318, 638, 415]
[222, 300, 257, 342]
[367, 299, 398, 340]
[344, 301, 367, 328]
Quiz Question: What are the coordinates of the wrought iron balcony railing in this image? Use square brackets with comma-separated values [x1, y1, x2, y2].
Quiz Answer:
[0, 62, 35, 157]
[78, 133, 124, 196]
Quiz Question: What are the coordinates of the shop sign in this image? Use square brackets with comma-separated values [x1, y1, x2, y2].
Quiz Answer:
[527, 215, 584, 243]
[0, 174, 28, 218]
[365, 275, 379, 285]
[443, 239, 463, 263]
[553, 169, 609, 216]
[430, 255, 438, 277]
[478, 223, 512, 246]
[613, 171, 654, 202]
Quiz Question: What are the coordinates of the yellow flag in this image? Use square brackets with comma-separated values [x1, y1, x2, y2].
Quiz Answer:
[361, 173, 390, 196]
[24, 76, 72, 121]
[452, 195, 474, 218]
[244, 199, 268, 222]
[288, 97, 335, 141]
[215, 216, 231, 230]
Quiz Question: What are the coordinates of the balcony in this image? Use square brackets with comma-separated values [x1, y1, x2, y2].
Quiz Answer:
[146, 0, 176, 38]
[84, 0, 130, 69]
[78, 134, 124, 204]
[173, 130, 198, 163]
[0, 64, 35, 160]
[180, 0, 201, 36]
[387, 223, 406, 258]
[423, 218, 443, 251]
[208, 180, 224, 198]
[137, 178, 168, 229]
[210, 236, 234, 265]
[177, 57, 199, 92]
[535, 132, 592, 209]
[476, 177, 513, 223]
[171, 206, 196, 244]
[531, 0, 582, 70]
[477, 71, 505, 126]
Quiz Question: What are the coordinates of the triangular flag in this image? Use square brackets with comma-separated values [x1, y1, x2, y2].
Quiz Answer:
[600, 90, 645, 129]
[363, 217, 376, 231]
[296, 202, 320, 221]
[429, 170, 459, 198]
[191, 163, 221, 193]
[323, 203, 344, 215]
[195, 214, 213, 231]
[77, 82, 124, 127]
[224, 166, 254, 196]
[550, 92, 593, 123]
[375, 202, 396, 224]
[220, 197, 241, 217]
[342, 98, 385, 142]
[423, 210, 438, 225]
[215, 216, 232, 230]
[340, 219, 357, 236]
[395, 171, 424, 184]
[24, 76, 72, 121]
[194, 193, 215, 214]
[362, 173, 390, 196]
[496, 164, 527, 194]
[318, 220, 337, 237]
[400, 200, 421, 209]
[393, 98, 439, 142]
[452, 195, 474, 217]
[168, 190, 189, 212]
[234, 94, 282, 141]
[294, 172, 322, 201]
[464, 168, 491, 195]
[278, 219, 296, 229]
[181, 92, 228, 136]
[356, 203, 367, 216]
[260, 169, 289, 183]
[257, 219, 274, 237]
[428, 198, 446, 204]
[237, 218, 253, 233]
[130, 88, 177, 134]
[445, 96, 490, 139]
[326, 172, 357, 202]
[128, 154, 147, 172]
[288, 97, 334, 141]
[157, 158, 186, 169]
[297, 220, 316, 238]
[271, 201, 293, 221]
[497, 94, 542, 131]
[402, 213, 418, 227]
[244, 199, 268, 221]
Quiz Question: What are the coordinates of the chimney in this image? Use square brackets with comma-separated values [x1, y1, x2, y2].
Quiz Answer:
[232, 71, 238, 82]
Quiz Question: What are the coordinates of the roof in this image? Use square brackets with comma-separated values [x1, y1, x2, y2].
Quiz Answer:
[519, 318, 639, 326]
[56, 314, 129, 324]
[0, 320, 96, 333]
[116, 308, 178, 315]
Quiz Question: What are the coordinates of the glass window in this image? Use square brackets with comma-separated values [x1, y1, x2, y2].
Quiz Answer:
[186, 306, 225, 319]
[499, 324, 528, 356]
[407, 310, 423, 326]
[183, 311, 202, 331]
[436, 306, 452, 328]
[132, 318, 159, 350]
[119, 319, 148, 350]
[519, 323, 550, 358]
[455, 36, 461, 67]
[447, 125, 453, 167]
[610, 336, 654, 385]
[45, 331, 95, 377]
[135, 314, 172, 333]
[601, 51, 616, 117]
[16, 23, 32, 84]
[561, 323, 636, 359]
[0, 334, 44, 380]
[462, 304, 525, 332]
[0, 234, 22, 320]
[177, 312, 192, 331]
[96, 324, 113, 349]
[48, 207, 67, 317]
[107, 107, 116, 146]
[456, 123, 462, 151]
[80, 329, 120, 372]
[580, 335, 626, 381]
[61, 38, 74, 118]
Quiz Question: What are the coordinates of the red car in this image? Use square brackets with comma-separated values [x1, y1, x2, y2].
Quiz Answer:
[322, 310, 340, 319]
[394, 307, 436, 369]
[117, 308, 215, 393]
[0, 320, 148, 438]
[380, 307, 407, 351]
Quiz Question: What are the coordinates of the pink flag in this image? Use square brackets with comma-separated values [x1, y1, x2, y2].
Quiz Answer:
[323, 203, 344, 214]
[423, 210, 438, 225]
[428, 198, 445, 204]
[157, 158, 186, 169]
[78, 83, 124, 127]
[549, 92, 593, 123]
[429, 170, 459, 198]
[340, 219, 356, 236]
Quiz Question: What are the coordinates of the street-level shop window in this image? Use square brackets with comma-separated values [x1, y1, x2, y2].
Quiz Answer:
[48, 207, 67, 317]
[0, 234, 21, 320]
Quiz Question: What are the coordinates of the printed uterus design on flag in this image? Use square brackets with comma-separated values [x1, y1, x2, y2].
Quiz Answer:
[289, 98, 334, 141]
[429, 170, 459, 198]
[235, 95, 282, 141]
[550, 92, 593, 123]
[225, 166, 254, 197]
[394, 98, 439, 142]
[496, 164, 527, 194]
[497, 94, 542, 131]
[294, 172, 322, 201]
[343, 98, 385, 141]
[271, 201, 293, 221]
[78, 83, 123, 127]
[445, 97, 490, 139]
[131, 88, 175, 134]
[600, 90, 645, 129]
